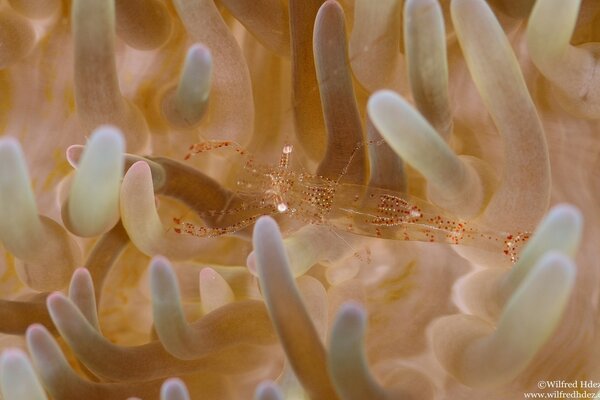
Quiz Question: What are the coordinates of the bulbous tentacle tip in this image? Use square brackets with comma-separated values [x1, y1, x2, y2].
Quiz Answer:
[187, 43, 212, 68]
[148, 256, 192, 360]
[162, 43, 213, 128]
[254, 380, 284, 400]
[25, 323, 68, 377]
[0, 348, 47, 400]
[254, 215, 278, 233]
[65, 125, 125, 237]
[67, 267, 100, 330]
[199, 267, 235, 314]
[172, 0, 255, 146]
[246, 251, 258, 275]
[328, 301, 388, 400]
[337, 301, 365, 320]
[252, 216, 283, 257]
[0, 138, 40, 246]
[149, 255, 178, 303]
[404, 0, 452, 140]
[69, 267, 93, 288]
[160, 378, 190, 400]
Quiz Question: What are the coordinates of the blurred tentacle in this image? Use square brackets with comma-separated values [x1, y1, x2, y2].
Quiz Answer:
[68, 268, 100, 330]
[151, 157, 240, 225]
[8, 0, 60, 18]
[66, 145, 167, 189]
[368, 91, 486, 219]
[0, 296, 54, 334]
[0, 349, 47, 400]
[172, 0, 254, 145]
[349, 0, 404, 92]
[26, 324, 163, 399]
[120, 161, 204, 259]
[83, 221, 129, 302]
[459, 204, 583, 322]
[0, 8, 35, 68]
[404, 0, 452, 139]
[247, 224, 361, 279]
[254, 381, 284, 400]
[160, 378, 190, 400]
[329, 303, 395, 399]
[161, 44, 212, 128]
[199, 267, 235, 314]
[63, 126, 124, 237]
[487, 0, 535, 18]
[289, 0, 327, 161]
[150, 256, 276, 361]
[47, 292, 277, 382]
[72, 0, 149, 152]
[366, 116, 406, 193]
[432, 252, 576, 387]
[314, 0, 367, 184]
[253, 216, 339, 399]
[499, 204, 582, 300]
[452, 0, 550, 231]
[219, 0, 290, 56]
[115, 0, 172, 50]
[527, 0, 600, 119]
[0, 138, 81, 291]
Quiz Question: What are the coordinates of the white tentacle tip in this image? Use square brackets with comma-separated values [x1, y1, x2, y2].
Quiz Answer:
[67, 125, 125, 237]
[199, 267, 235, 313]
[166, 43, 213, 127]
[149, 255, 177, 301]
[185, 43, 212, 86]
[254, 380, 284, 400]
[253, 215, 279, 237]
[334, 301, 366, 336]
[0, 349, 47, 400]
[536, 203, 583, 243]
[160, 378, 190, 400]
[0, 136, 30, 186]
[367, 90, 402, 120]
[0, 136, 21, 155]
[507, 251, 577, 313]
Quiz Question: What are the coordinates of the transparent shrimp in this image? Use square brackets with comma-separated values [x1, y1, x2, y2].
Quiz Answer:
[177, 141, 531, 263]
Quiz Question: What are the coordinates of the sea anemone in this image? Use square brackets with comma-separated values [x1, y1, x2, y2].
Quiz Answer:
[0, 0, 598, 399]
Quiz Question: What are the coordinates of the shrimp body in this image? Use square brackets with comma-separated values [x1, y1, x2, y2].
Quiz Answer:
[328, 184, 529, 262]
[179, 141, 530, 262]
